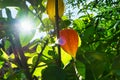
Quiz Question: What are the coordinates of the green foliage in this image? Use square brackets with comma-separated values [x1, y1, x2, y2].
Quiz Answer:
[0, 50, 5, 68]
[75, 60, 86, 79]
[0, 0, 23, 8]
[64, 60, 79, 80]
[42, 65, 66, 80]
[0, 0, 120, 80]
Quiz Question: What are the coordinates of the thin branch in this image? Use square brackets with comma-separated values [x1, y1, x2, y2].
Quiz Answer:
[31, 40, 48, 75]
[42, 54, 52, 60]
[9, 35, 22, 67]
[55, 0, 61, 67]
[23, 2, 46, 28]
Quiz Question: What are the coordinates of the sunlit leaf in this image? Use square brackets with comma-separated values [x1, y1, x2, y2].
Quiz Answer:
[0, 50, 4, 68]
[61, 49, 72, 65]
[0, 49, 9, 60]
[19, 29, 35, 46]
[46, 0, 64, 23]
[73, 19, 85, 30]
[59, 29, 80, 58]
[33, 66, 47, 79]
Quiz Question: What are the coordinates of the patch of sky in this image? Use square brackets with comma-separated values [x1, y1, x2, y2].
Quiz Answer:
[64, 0, 97, 19]
[2, 7, 17, 18]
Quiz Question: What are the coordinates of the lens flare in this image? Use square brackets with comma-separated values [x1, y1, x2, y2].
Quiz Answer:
[20, 20, 33, 32]
[59, 37, 66, 45]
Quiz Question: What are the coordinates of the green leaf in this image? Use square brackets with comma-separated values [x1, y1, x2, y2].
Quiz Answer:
[112, 55, 120, 76]
[0, 0, 23, 8]
[0, 49, 8, 61]
[82, 26, 95, 42]
[39, 18, 53, 32]
[61, 49, 72, 66]
[73, 19, 85, 30]
[0, 50, 3, 56]
[32, 56, 38, 65]
[42, 46, 53, 59]
[41, 65, 66, 80]
[60, 20, 71, 29]
[0, 50, 5, 68]
[64, 60, 79, 80]
[20, 29, 35, 46]
[33, 65, 46, 78]
[91, 61, 106, 79]
[4, 40, 11, 51]
[48, 50, 55, 57]
[36, 44, 41, 53]
[0, 61, 4, 68]
[0, 50, 6, 61]
[39, 4, 45, 13]
[75, 60, 86, 79]
[6, 70, 26, 80]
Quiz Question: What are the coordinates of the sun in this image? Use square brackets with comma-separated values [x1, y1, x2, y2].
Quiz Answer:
[19, 19, 33, 33]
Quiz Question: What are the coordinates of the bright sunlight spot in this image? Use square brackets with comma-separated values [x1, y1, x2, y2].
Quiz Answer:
[19, 19, 34, 33]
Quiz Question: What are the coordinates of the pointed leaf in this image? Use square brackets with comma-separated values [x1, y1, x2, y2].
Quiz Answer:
[59, 29, 80, 58]
[75, 60, 86, 79]
[46, 0, 64, 22]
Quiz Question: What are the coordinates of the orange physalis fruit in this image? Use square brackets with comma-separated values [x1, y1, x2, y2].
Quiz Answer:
[46, 0, 64, 23]
[59, 29, 79, 58]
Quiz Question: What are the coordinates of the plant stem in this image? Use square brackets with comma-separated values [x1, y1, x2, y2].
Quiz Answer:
[14, 33, 33, 80]
[55, 0, 61, 68]
[9, 34, 22, 67]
